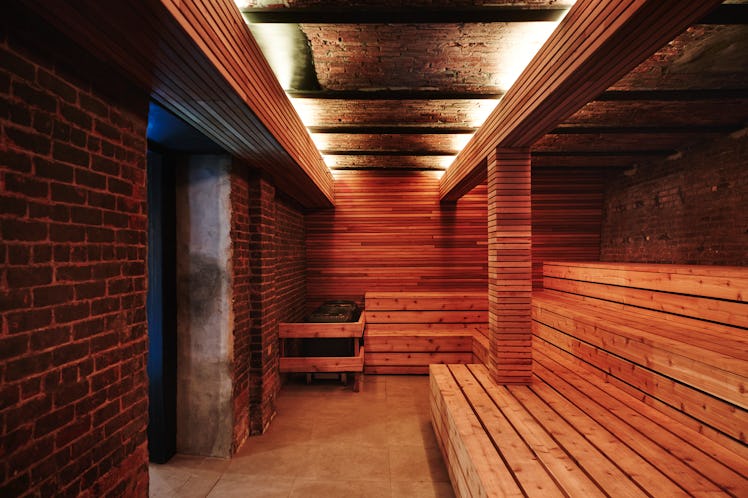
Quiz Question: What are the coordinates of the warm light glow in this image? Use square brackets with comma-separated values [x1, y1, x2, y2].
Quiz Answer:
[322, 155, 341, 168]
[438, 156, 457, 170]
[495, 22, 561, 92]
[309, 133, 332, 151]
[247, 24, 296, 90]
[290, 98, 319, 127]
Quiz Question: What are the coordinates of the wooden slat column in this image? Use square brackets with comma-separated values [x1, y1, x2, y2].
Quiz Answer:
[487, 148, 532, 384]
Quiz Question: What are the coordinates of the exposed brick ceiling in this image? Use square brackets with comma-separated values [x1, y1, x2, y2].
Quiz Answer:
[240, 1, 748, 173]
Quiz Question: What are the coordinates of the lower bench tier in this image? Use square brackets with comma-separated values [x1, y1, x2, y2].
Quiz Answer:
[430, 363, 748, 498]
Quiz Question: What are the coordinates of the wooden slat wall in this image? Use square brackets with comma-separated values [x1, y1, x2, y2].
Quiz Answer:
[532, 168, 604, 289]
[306, 169, 603, 310]
[305, 170, 488, 310]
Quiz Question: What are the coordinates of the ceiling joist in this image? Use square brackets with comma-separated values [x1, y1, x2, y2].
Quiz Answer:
[240, 4, 747, 25]
[309, 126, 477, 135]
[241, 6, 570, 24]
[288, 90, 504, 100]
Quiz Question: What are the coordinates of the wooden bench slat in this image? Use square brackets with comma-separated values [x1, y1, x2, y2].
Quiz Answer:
[365, 310, 488, 324]
[530, 363, 716, 496]
[543, 262, 748, 302]
[365, 293, 488, 311]
[533, 302, 748, 409]
[365, 335, 473, 353]
[468, 365, 607, 498]
[543, 276, 748, 329]
[538, 290, 748, 359]
[533, 321, 748, 444]
[507, 386, 650, 497]
[430, 365, 525, 498]
[533, 344, 748, 494]
[449, 365, 567, 498]
[364, 352, 472, 366]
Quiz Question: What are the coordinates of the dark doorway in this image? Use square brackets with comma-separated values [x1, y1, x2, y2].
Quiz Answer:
[146, 150, 178, 463]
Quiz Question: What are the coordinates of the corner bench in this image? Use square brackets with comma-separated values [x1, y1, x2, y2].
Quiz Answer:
[431, 262, 748, 497]
[364, 292, 488, 374]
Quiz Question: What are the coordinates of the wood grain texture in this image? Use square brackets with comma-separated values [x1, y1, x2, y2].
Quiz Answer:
[440, 0, 724, 201]
[430, 363, 748, 498]
[306, 169, 603, 305]
[488, 149, 532, 384]
[533, 261, 748, 455]
[364, 291, 488, 374]
[306, 170, 488, 310]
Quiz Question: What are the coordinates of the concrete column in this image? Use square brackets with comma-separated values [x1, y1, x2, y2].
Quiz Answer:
[487, 147, 532, 384]
[175, 155, 234, 457]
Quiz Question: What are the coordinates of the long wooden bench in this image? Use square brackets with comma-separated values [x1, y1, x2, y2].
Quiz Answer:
[431, 262, 748, 497]
[364, 292, 488, 374]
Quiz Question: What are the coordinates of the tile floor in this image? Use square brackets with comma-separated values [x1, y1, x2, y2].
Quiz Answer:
[149, 375, 455, 498]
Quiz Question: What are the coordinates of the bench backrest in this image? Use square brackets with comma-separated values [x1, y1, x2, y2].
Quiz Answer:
[542, 261, 748, 328]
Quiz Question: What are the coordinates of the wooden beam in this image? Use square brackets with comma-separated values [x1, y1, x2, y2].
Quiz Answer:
[550, 124, 739, 134]
[24, 0, 334, 208]
[288, 90, 504, 100]
[439, 0, 724, 201]
[699, 4, 748, 24]
[598, 89, 748, 101]
[241, 6, 570, 24]
[309, 126, 477, 134]
[321, 150, 459, 156]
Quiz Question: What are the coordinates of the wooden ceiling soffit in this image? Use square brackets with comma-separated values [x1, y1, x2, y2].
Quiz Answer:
[24, 0, 334, 208]
[439, 0, 725, 202]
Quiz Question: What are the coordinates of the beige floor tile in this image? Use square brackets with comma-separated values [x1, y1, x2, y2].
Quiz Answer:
[389, 444, 450, 483]
[207, 474, 294, 498]
[290, 479, 391, 498]
[391, 480, 455, 498]
[298, 442, 390, 481]
[149, 376, 452, 498]
[226, 443, 318, 477]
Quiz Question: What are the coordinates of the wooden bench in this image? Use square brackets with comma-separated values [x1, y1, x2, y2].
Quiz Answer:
[431, 262, 748, 497]
[364, 292, 488, 374]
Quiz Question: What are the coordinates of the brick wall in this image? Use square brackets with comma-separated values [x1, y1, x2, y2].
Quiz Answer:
[230, 164, 251, 452]
[275, 195, 307, 325]
[247, 176, 278, 434]
[243, 175, 307, 435]
[1, 12, 149, 497]
[600, 131, 748, 265]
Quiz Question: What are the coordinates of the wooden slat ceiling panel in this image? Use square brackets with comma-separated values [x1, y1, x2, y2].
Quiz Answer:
[25, 0, 334, 208]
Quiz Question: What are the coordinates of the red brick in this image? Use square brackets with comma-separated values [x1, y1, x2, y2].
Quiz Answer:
[0, 149, 33, 173]
[54, 302, 91, 323]
[12, 81, 57, 112]
[6, 309, 53, 334]
[34, 284, 75, 307]
[5, 172, 48, 198]
[55, 415, 92, 447]
[51, 182, 87, 204]
[53, 141, 89, 167]
[30, 326, 71, 350]
[1, 217, 48, 242]
[0, 334, 29, 360]
[34, 405, 75, 437]
[7, 245, 31, 265]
